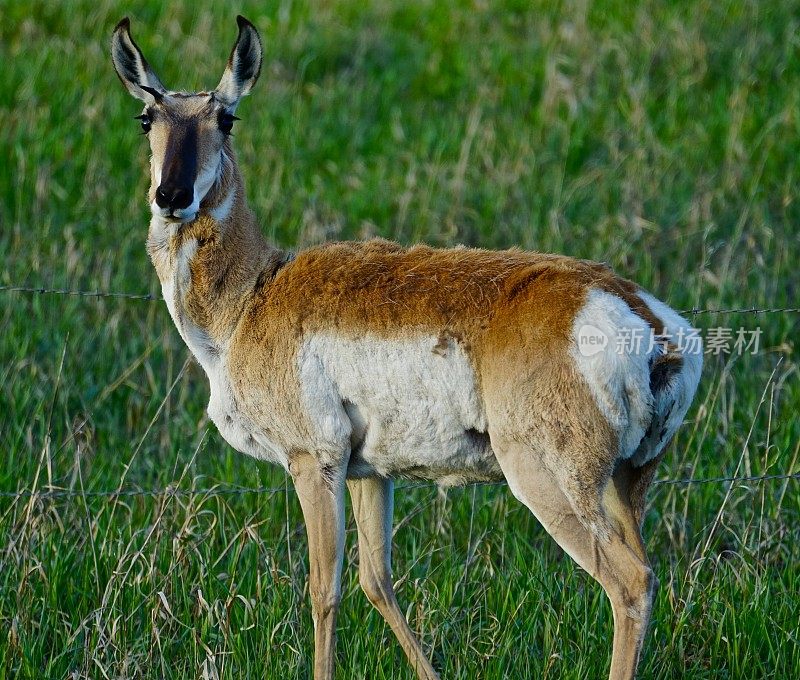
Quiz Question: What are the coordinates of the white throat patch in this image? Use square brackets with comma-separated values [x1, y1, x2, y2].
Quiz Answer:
[209, 187, 236, 223]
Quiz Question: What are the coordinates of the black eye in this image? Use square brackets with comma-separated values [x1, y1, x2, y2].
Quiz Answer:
[218, 112, 239, 135]
[134, 113, 151, 134]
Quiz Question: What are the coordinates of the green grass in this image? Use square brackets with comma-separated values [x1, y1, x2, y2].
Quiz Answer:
[1, 0, 799, 678]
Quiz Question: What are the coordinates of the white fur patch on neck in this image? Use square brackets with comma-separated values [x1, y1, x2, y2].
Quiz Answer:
[209, 188, 236, 223]
[147, 214, 179, 269]
[193, 156, 221, 206]
[161, 238, 199, 348]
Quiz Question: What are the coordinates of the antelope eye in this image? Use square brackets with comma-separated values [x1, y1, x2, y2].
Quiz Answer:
[135, 113, 151, 134]
[218, 112, 239, 135]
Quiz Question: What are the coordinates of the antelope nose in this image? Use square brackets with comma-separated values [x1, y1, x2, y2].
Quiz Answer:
[155, 185, 193, 211]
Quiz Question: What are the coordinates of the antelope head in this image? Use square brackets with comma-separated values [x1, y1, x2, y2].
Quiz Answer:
[111, 16, 262, 224]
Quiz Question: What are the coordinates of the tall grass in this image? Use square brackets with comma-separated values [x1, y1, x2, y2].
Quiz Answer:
[0, 1, 798, 678]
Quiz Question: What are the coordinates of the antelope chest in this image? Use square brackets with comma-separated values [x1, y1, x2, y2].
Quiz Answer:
[199, 348, 289, 469]
[160, 277, 289, 471]
[204, 360, 289, 470]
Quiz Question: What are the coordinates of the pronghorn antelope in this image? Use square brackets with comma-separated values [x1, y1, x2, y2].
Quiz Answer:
[111, 16, 702, 680]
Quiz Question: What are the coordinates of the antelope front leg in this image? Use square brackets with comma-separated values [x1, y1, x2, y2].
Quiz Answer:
[348, 477, 440, 680]
[290, 452, 346, 680]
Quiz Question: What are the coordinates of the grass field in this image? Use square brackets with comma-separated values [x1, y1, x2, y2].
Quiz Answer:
[1, 0, 799, 678]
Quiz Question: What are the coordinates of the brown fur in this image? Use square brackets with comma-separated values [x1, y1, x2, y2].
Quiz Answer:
[176, 235, 645, 469]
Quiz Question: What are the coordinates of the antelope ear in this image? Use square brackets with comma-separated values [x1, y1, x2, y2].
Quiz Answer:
[111, 17, 167, 103]
[214, 16, 263, 108]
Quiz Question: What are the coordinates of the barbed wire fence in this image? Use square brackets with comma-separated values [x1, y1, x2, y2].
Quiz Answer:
[0, 472, 798, 503]
[1, 282, 798, 503]
[3, 283, 800, 316]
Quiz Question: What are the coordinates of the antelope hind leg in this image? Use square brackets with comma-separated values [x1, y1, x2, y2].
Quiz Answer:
[495, 440, 656, 680]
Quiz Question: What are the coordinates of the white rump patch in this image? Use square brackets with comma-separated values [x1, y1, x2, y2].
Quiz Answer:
[632, 291, 703, 465]
[570, 289, 656, 460]
[571, 288, 703, 465]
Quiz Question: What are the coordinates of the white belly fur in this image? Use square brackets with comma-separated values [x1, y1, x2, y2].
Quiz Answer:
[298, 333, 500, 484]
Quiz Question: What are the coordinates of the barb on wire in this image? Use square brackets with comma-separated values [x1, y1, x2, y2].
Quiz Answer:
[0, 285, 160, 302]
[680, 306, 800, 316]
[652, 471, 800, 486]
[0, 471, 796, 502]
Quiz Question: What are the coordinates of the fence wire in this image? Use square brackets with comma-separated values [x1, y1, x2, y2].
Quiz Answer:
[2, 284, 800, 317]
[0, 284, 160, 302]
[1, 282, 798, 502]
[1, 471, 797, 502]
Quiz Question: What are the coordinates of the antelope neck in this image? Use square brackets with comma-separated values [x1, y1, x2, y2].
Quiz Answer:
[148, 151, 288, 348]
